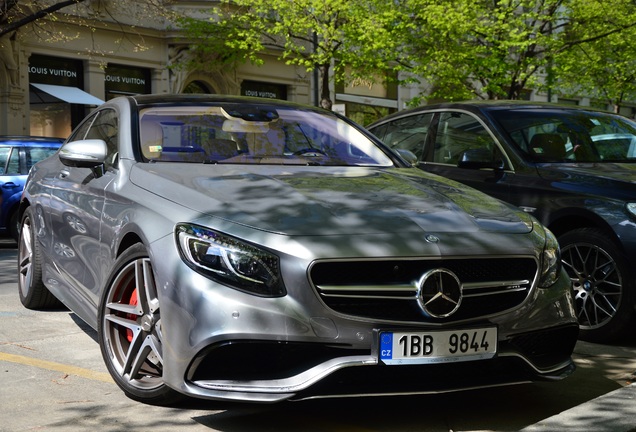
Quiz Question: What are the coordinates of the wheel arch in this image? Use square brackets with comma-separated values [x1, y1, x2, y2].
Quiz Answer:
[547, 208, 623, 252]
[116, 232, 145, 258]
[6, 205, 19, 240]
[15, 198, 34, 241]
[17, 197, 30, 224]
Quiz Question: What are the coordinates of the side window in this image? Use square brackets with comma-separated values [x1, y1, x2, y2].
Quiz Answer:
[377, 113, 433, 160]
[85, 109, 119, 169]
[26, 147, 59, 172]
[369, 123, 388, 140]
[6, 147, 20, 174]
[0, 147, 10, 175]
[68, 113, 96, 142]
[434, 112, 498, 165]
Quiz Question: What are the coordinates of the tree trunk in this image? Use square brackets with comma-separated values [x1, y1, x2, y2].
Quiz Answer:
[319, 63, 332, 110]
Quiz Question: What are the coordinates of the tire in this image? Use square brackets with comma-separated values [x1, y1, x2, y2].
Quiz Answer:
[8, 210, 19, 243]
[559, 228, 634, 343]
[97, 243, 183, 406]
[17, 206, 63, 309]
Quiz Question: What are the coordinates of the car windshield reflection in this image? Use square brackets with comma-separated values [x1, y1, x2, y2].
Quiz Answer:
[139, 104, 393, 167]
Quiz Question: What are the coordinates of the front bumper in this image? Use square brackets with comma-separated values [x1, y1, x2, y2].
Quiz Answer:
[179, 323, 578, 403]
[152, 236, 578, 403]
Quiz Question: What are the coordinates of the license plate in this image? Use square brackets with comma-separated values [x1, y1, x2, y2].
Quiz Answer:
[379, 327, 497, 365]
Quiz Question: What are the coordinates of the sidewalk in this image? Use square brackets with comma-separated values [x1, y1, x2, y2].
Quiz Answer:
[520, 381, 636, 431]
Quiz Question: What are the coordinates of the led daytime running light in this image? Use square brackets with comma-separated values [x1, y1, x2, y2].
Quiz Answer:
[176, 224, 285, 297]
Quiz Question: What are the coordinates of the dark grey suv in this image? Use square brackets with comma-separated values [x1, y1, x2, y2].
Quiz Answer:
[368, 101, 636, 342]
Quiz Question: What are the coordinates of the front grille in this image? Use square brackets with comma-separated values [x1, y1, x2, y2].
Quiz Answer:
[508, 324, 579, 369]
[309, 257, 537, 323]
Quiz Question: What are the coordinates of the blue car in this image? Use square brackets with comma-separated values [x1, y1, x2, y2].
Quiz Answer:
[0, 136, 63, 240]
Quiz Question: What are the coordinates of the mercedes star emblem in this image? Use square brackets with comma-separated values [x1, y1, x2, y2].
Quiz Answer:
[417, 268, 463, 318]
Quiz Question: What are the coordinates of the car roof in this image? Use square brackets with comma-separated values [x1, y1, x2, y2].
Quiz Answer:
[405, 100, 611, 111]
[369, 100, 618, 126]
[0, 136, 64, 147]
[127, 94, 326, 112]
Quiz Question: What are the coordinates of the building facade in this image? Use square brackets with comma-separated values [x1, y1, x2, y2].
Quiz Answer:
[4, 4, 631, 139]
[0, 5, 318, 138]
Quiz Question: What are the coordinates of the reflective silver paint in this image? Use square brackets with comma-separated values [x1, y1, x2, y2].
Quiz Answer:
[19, 95, 579, 403]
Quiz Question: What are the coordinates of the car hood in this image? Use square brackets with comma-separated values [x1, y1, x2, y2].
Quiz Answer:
[130, 164, 532, 236]
[537, 163, 636, 200]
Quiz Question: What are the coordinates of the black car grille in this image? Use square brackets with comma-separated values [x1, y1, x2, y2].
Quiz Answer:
[309, 257, 538, 323]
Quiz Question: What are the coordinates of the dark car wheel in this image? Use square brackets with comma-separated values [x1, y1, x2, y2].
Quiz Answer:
[9, 210, 19, 242]
[560, 228, 634, 342]
[18, 207, 63, 309]
[98, 244, 183, 406]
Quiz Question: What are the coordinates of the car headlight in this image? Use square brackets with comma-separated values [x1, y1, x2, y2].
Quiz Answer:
[538, 225, 561, 288]
[176, 224, 285, 297]
[627, 203, 636, 218]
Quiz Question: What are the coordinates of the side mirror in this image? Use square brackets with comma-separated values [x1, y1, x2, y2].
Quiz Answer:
[395, 149, 418, 165]
[59, 139, 108, 168]
[457, 148, 504, 170]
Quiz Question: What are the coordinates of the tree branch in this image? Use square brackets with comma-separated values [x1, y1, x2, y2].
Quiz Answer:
[0, 0, 19, 24]
[0, 0, 88, 38]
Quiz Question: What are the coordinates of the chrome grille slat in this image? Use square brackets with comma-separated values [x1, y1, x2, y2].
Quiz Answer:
[320, 294, 419, 300]
[463, 280, 530, 289]
[316, 284, 415, 293]
[316, 284, 417, 300]
[462, 279, 531, 297]
[463, 288, 528, 298]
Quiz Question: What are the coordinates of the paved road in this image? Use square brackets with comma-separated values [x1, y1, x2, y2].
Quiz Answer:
[1, 239, 636, 431]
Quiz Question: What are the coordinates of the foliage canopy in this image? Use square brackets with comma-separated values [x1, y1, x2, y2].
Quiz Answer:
[180, 0, 636, 110]
[3, 0, 636, 111]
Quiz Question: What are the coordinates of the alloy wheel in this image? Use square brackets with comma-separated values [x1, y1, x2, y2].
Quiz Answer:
[101, 257, 164, 391]
[17, 215, 34, 299]
[561, 242, 622, 330]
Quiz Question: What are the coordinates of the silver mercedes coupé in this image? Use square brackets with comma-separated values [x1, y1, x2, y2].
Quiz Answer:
[17, 95, 578, 405]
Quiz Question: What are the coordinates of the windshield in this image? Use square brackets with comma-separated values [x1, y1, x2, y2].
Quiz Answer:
[489, 109, 636, 163]
[138, 104, 394, 167]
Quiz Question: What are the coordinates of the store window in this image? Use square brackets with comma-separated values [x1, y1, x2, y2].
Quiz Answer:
[29, 54, 103, 138]
[29, 98, 72, 138]
[104, 64, 151, 100]
[241, 80, 287, 100]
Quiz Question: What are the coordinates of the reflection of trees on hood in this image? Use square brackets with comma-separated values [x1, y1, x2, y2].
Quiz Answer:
[278, 168, 515, 220]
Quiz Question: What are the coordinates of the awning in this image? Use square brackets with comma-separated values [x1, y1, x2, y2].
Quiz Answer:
[30, 83, 104, 105]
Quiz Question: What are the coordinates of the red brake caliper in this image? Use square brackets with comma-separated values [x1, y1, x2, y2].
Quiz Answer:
[126, 289, 138, 342]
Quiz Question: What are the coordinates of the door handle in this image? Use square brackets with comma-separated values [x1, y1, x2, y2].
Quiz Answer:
[59, 170, 70, 179]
